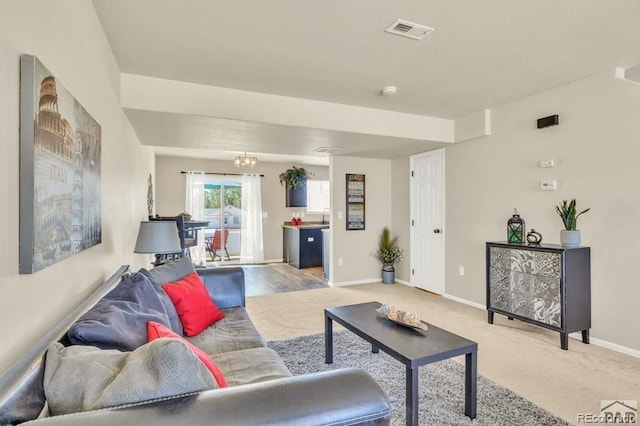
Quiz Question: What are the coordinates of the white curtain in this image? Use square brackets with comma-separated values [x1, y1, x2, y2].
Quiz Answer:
[240, 174, 264, 263]
[185, 171, 206, 265]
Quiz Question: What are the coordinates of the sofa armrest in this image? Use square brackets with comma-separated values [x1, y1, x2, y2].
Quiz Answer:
[27, 369, 391, 426]
[196, 267, 245, 309]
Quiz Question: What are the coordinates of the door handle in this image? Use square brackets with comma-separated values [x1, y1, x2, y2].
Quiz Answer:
[433, 229, 441, 234]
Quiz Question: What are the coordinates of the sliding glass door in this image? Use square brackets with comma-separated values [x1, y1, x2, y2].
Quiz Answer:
[204, 177, 242, 263]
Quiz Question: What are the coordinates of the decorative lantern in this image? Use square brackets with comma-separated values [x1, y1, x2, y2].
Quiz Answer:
[507, 209, 525, 244]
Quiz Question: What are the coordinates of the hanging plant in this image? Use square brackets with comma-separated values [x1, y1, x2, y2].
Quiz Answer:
[279, 166, 312, 189]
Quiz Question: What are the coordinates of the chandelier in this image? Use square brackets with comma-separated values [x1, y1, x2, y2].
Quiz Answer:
[234, 152, 258, 168]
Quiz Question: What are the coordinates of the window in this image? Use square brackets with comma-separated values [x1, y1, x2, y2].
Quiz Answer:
[306, 180, 330, 213]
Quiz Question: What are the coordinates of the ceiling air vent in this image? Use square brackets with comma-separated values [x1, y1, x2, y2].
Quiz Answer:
[313, 146, 344, 154]
[385, 19, 434, 40]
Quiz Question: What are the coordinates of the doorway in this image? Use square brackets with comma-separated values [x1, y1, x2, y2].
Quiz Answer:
[204, 177, 241, 263]
[410, 149, 445, 294]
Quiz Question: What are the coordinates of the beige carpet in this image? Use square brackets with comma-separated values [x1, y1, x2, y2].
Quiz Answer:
[246, 283, 640, 425]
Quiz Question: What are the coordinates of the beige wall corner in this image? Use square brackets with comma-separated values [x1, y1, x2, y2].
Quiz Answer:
[617, 65, 640, 83]
[391, 157, 411, 282]
[330, 156, 392, 284]
[455, 109, 492, 143]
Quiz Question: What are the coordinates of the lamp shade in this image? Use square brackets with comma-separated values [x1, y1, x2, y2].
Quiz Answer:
[134, 221, 181, 254]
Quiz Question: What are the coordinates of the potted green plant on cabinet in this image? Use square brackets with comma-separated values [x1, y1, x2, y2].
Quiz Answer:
[374, 227, 404, 284]
[555, 199, 590, 247]
[279, 166, 311, 207]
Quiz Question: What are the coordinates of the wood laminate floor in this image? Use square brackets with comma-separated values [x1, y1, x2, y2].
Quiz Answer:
[240, 263, 329, 297]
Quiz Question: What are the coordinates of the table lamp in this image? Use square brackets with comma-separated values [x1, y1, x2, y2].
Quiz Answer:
[134, 221, 181, 266]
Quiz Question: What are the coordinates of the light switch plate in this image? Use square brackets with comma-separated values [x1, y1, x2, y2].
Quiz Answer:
[540, 180, 557, 191]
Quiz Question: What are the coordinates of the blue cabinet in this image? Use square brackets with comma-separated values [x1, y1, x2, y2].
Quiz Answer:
[283, 226, 323, 268]
[285, 185, 307, 207]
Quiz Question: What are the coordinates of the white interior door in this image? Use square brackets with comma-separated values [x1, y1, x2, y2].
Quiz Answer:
[410, 149, 444, 294]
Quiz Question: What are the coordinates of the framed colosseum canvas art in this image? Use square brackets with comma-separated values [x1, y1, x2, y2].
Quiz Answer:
[19, 55, 101, 274]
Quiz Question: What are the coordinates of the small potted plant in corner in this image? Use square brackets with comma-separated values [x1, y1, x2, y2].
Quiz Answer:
[279, 166, 312, 207]
[555, 199, 590, 247]
[374, 227, 404, 284]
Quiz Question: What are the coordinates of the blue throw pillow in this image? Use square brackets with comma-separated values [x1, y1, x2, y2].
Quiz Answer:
[67, 271, 183, 351]
[139, 269, 183, 335]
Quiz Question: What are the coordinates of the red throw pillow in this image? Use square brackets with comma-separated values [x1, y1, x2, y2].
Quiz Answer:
[147, 321, 228, 388]
[161, 271, 225, 336]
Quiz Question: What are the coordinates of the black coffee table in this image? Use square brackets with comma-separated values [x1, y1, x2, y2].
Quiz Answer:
[325, 301, 477, 426]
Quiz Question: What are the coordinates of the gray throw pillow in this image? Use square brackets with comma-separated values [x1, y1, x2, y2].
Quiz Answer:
[44, 339, 217, 416]
[147, 256, 195, 284]
[67, 271, 182, 351]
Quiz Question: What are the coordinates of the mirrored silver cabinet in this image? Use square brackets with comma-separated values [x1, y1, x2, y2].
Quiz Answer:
[486, 242, 591, 350]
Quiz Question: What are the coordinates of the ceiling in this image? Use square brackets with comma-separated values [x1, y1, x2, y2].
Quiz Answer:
[92, 0, 640, 164]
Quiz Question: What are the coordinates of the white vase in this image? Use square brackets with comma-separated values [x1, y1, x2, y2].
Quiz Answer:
[560, 230, 581, 247]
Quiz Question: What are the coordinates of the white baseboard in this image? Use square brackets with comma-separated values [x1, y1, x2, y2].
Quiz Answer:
[330, 278, 379, 287]
[441, 293, 640, 359]
[568, 333, 640, 358]
[332, 278, 413, 287]
[442, 292, 486, 310]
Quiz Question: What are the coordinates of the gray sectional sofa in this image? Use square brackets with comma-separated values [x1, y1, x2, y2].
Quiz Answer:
[0, 259, 391, 425]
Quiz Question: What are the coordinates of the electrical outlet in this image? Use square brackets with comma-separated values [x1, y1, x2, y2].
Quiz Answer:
[459, 266, 465, 276]
[539, 159, 555, 168]
[338, 257, 343, 266]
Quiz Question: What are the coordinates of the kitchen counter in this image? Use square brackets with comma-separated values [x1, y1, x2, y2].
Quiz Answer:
[283, 223, 328, 269]
[282, 222, 330, 229]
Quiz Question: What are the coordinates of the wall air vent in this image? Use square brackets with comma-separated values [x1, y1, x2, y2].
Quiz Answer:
[313, 146, 344, 154]
[385, 19, 434, 40]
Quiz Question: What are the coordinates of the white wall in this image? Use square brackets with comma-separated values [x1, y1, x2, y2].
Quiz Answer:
[445, 70, 640, 351]
[330, 156, 392, 284]
[154, 156, 329, 262]
[0, 0, 153, 372]
[391, 157, 411, 282]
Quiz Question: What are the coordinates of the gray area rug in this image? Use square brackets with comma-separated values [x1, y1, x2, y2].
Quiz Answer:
[269, 332, 568, 426]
